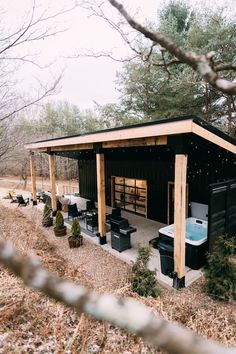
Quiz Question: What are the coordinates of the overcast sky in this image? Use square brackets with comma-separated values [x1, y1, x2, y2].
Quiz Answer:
[2, 0, 236, 111]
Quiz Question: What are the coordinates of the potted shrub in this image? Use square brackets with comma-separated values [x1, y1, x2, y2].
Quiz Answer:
[68, 218, 83, 248]
[42, 204, 53, 227]
[54, 211, 67, 237]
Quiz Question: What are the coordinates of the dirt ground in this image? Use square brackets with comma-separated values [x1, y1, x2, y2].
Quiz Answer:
[0, 175, 79, 196]
[0, 179, 235, 353]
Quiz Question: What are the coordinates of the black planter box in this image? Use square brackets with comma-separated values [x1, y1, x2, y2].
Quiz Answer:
[111, 231, 131, 252]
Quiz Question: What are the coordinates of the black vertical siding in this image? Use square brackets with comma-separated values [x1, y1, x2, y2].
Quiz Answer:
[79, 155, 174, 223]
[78, 152, 235, 224]
[79, 159, 97, 200]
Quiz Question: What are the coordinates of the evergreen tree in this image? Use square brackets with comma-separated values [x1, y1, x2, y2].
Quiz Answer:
[204, 235, 236, 301]
[112, 1, 236, 133]
[129, 246, 160, 298]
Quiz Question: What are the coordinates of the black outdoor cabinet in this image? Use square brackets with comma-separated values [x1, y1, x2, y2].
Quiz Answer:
[111, 230, 131, 252]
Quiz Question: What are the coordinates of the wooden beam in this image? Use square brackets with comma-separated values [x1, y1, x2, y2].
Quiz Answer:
[51, 143, 93, 152]
[174, 154, 188, 279]
[192, 122, 236, 155]
[29, 152, 37, 204]
[24, 120, 193, 151]
[48, 154, 57, 211]
[25, 118, 236, 156]
[102, 136, 167, 149]
[111, 176, 115, 208]
[31, 148, 48, 153]
[96, 153, 106, 239]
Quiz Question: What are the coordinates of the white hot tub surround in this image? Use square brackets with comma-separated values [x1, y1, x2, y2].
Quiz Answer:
[159, 217, 208, 246]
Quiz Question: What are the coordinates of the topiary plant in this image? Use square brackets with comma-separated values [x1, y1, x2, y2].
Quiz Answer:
[71, 218, 81, 238]
[129, 245, 160, 298]
[55, 211, 64, 228]
[204, 235, 236, 301]
[42, 204, 53, 227]
[68, 218, 83, 248]
[43, 204, 51, 219]
[54, 211, 67, 236]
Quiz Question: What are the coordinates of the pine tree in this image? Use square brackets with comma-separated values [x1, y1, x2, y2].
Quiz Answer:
[129, 246, 160, 298]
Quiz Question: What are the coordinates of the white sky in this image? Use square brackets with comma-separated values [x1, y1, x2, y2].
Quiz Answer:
[1, 0, 236, 111]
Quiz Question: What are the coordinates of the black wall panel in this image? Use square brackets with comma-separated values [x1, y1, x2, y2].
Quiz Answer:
[78, 151, 235, 224]
[208, 180, 236, 252]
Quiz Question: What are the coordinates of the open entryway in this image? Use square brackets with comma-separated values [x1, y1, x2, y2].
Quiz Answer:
[167, 181, 189, 224]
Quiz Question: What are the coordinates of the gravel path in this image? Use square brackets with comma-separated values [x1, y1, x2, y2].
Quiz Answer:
[0, 187, 129, 292]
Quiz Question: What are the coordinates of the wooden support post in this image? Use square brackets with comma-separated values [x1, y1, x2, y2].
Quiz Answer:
[96, 153, 106, 244]
[48, 153, 57, 212]
[30, 152, 37, 205]
[174, 154, 188, 288]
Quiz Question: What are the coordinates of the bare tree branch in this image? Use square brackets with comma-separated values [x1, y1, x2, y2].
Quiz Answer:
[0, 2, 78, 55]
[215, 63, 236, 72]
[0, 0, 37, 56]
[72, 50, 138, 63]
[107, 0, 236, 95]
[0, 236, 235, 354]
[0, 75, 62, 122]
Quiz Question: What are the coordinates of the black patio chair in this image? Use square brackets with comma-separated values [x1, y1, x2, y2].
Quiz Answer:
[86, 213, 98, 232]
[86, 200, 96, 211]
[111, 207, 121, 218]
[41, 192, 51, 205]
[106, 207, 121, 224]
[9, 192, 18, 203]
[17, 195, 29, 207]
[68, 203, 83, 220]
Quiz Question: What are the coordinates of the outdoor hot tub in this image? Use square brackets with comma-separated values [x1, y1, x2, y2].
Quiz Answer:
[159, 217, 208, 270]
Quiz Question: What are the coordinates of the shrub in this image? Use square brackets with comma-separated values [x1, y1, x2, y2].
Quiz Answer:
[71, 218, 81, 238]
[55, 211, 64, 228]
[43, 204, 51, 219]
[204, 235, 236, 301]
[129, 245, 160, 298]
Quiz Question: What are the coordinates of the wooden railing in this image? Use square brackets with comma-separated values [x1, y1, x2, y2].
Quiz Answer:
[62, 185, 80, 196]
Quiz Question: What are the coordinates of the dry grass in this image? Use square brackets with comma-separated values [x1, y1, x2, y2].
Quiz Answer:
[0, 195, 235, 353]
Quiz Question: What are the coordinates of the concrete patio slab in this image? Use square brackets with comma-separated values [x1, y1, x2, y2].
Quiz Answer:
[62, 196, 204, 289]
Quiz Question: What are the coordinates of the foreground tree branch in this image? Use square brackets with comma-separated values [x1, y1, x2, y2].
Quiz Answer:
[0, 236, 235, 354]
[0, 74, 62, 122]
[107, 0, 236, 95]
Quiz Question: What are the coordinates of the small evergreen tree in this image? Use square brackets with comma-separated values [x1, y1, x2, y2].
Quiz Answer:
[55, 211, 64, 228]
[42, 203, 53, 227]
[71, 218, 81, 238]
[129, 245, 160, 298]
[68, 218, 82, 248]
[204, 235, 236, 301]
[43, 204, 51, 219]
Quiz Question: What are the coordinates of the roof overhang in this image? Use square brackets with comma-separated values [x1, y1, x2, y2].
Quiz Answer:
[25, 116, 236, 155]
